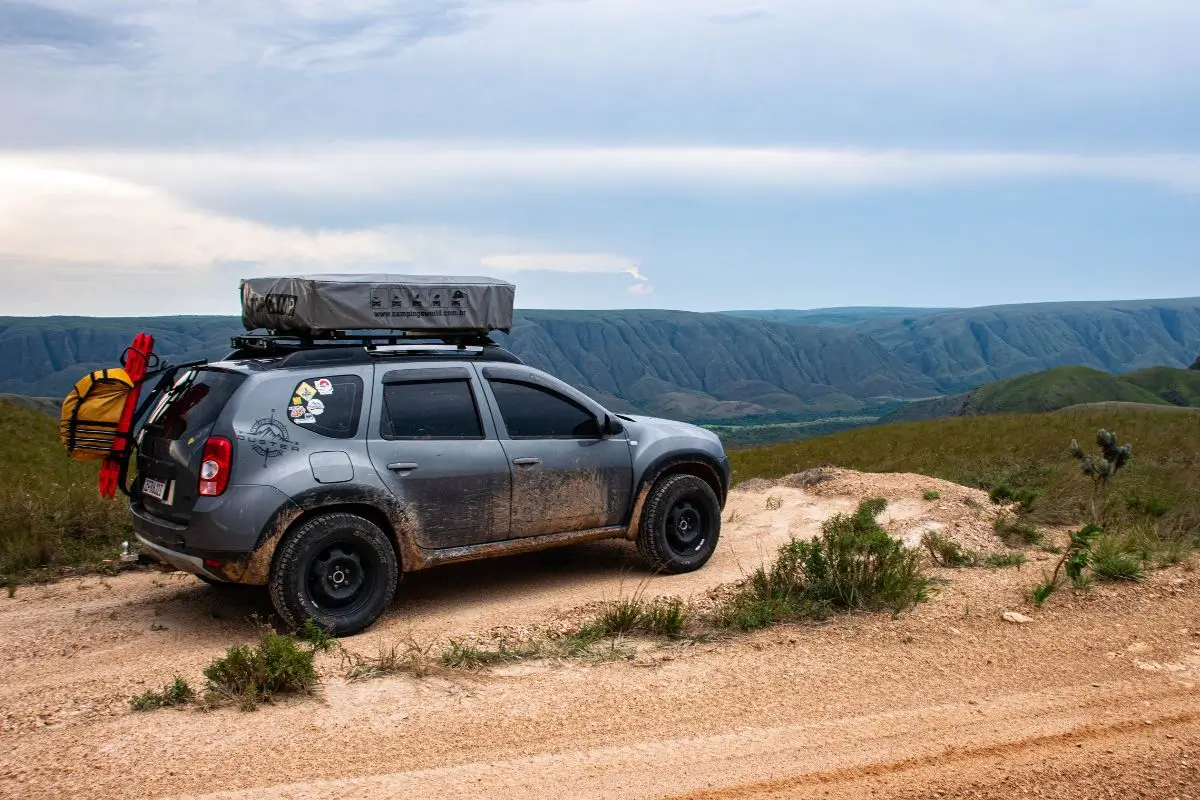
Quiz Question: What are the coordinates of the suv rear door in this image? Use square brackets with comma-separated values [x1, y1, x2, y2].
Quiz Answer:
[366, 364, 511, 549]
[479, 366, 634, 538]
[135, 367, 246, 523]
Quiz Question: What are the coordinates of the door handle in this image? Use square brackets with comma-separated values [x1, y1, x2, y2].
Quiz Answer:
[387, 462, 420, 471]
[512, 457, 541, 466]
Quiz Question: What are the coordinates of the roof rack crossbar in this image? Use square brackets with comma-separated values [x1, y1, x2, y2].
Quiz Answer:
[230, 329, 498, 355]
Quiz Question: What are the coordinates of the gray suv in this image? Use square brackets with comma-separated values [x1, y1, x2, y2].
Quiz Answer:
[131, 337, 729, 634]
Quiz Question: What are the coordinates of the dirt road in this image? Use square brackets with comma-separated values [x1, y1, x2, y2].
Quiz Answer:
[1, 471, 1197, 799]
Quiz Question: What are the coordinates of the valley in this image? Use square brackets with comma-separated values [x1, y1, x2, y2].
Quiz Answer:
[3, 297, 1198, 431]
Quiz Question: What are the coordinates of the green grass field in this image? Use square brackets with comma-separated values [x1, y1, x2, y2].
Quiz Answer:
[730, 405, 1200, 550]
[0, 399, 130, 582]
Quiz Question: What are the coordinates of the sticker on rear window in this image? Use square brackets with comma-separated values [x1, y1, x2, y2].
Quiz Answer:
[287, 375, 363, 439]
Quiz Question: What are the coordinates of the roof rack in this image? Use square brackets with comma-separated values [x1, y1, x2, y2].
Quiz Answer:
[230, 329, 499, 356]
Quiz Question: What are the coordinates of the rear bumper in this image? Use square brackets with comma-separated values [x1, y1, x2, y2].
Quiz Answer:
[134, 533, 227, 581]
[130, 483, 294, 552]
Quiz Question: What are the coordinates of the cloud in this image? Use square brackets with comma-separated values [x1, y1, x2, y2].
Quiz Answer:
[0, 0, 138, 58]
[31, 144, 1200, 199]
[0, 160, 643, 313]
[481, 251, 649, 292]
[258, 1, 479, 71]
[626, 282, 654, 296]
[707, 8, 771, 25]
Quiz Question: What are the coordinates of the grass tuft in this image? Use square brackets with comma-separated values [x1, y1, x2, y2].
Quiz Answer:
[345, 638, 439, 680]
[994, 517, 1044, 546]
[983, 551, 1027, 569]
[922, 489, 941, 501]
[1089, 535, 1145, 582]
[921, 531, 978, 567]
[130, 677, 192, 711]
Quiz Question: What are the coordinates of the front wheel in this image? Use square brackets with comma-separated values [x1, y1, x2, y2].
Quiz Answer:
[636, 474, 722, 574]
[269, 513, 399, 636]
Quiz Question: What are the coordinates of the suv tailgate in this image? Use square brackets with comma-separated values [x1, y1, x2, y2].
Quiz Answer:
[136, 368, 246, 523]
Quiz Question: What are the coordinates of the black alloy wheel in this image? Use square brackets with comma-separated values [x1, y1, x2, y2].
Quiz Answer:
[637, 473, 722, 574]
[269, 513, 398, 636]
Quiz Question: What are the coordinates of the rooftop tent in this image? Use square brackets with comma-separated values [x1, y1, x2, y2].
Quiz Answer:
[240, 275, 516, 335]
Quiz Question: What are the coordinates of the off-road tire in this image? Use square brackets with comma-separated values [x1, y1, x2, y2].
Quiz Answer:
[636, 474, 721, 574]
[269, 513, 398, 636]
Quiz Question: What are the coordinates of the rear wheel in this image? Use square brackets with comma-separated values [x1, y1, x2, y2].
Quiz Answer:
[636, 474, 721, 574]
[269, 513, 398, 636]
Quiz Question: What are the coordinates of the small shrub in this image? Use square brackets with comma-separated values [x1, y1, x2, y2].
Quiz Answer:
[1126, 496, 1170, 518]
[712, 498, 928, 630]
[203, 629, 318, 710]
[989, 485, 1040, 513]
[1090, 535, 1145, 582]
[921, 531, 978, 567]
[994, 517, 1044, 546]
[765, 495, 783, 510]
[983, 552, 1027, 568]
[296, 619, 336, 652]
[131, 677, 192, 711]
[923, 490, 941, 501]
[1031, 578, 1058, 606]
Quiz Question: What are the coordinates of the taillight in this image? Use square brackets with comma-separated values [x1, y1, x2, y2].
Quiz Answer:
[199, 436, 232, 496]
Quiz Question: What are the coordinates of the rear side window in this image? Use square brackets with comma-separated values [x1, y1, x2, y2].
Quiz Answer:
[382, 380, 483, 439]
[287, 375, 363, 439]
[143, 369, 245, 442]
[488, 380, 600, 439]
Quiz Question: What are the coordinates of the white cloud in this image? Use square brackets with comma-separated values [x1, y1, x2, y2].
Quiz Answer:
[481, 252, 649, 293]
[29, 145, 1200, 201]
[626, 282, 654, 296]
[0, 160, 642, 313]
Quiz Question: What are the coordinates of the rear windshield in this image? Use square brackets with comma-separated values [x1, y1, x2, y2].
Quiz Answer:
[142, 369, 246, 442]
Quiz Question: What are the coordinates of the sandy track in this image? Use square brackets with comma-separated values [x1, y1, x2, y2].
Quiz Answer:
[1, 470, 1197, 799]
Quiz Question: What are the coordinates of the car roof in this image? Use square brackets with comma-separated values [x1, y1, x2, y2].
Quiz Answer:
[213, 344, 524, 374]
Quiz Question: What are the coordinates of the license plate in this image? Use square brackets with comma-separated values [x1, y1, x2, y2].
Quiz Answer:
[143, 477, 170, 502]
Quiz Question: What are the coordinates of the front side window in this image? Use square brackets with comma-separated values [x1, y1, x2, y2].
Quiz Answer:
[381, 380, 483, 439]
[287, 374, 363, 439]
[488, 380, 600, 439]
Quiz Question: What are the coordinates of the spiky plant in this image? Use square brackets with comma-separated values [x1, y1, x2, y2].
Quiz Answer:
[1037, 431, 1134, 605]
[1069, 429, 1132, 525]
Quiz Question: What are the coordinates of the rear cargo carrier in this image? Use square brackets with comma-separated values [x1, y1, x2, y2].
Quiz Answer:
[241, 274, 515, 336]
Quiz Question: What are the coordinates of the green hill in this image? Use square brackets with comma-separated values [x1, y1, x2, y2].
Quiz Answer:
[884, 365, 1200, 423]
[969, 367, 1168, 413]
[0, 399, 130, 582]
[1122, 366, 1200, 407]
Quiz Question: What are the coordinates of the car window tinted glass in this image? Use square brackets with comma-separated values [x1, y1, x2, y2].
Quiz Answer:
[382, 380, 483, 439]
[144, 369, 245, 442]
[287, 375, 363, 439]
[488, 380, 600, 439]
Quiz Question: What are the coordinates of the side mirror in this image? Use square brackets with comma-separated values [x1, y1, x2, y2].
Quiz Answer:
[603, 413, 624, 437]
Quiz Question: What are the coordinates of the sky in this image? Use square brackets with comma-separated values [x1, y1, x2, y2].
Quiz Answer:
[1, 0, 1199, 316]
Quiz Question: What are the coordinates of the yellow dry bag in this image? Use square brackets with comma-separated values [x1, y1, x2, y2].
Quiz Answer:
[59, 368, 134, 461]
